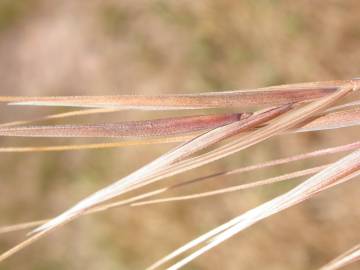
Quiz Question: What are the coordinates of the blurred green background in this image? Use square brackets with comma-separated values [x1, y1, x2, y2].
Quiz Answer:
[0, 1, 360, 269]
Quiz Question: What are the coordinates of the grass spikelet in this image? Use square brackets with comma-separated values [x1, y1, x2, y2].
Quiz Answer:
[31, 104, 291, 235]
[1, 79, 359, 269]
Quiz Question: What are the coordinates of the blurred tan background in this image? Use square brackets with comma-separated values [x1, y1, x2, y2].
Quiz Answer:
[0, 1, 360, 269]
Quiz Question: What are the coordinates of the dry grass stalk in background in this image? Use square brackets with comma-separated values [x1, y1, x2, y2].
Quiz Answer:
[0, 79, 359, 269]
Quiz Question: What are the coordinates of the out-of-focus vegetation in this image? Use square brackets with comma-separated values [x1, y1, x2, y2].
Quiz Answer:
[0, 1, 359, 269]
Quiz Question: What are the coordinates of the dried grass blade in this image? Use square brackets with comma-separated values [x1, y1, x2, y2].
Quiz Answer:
[2, 106, 360, 139]
[1, 80, 346, 109]
[0, 83, 356, 263]
[150, 149, 360, 270]
[320, 244, 360, 270]
[0, 113, 246, 138]
[1, 105, 359, 153]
